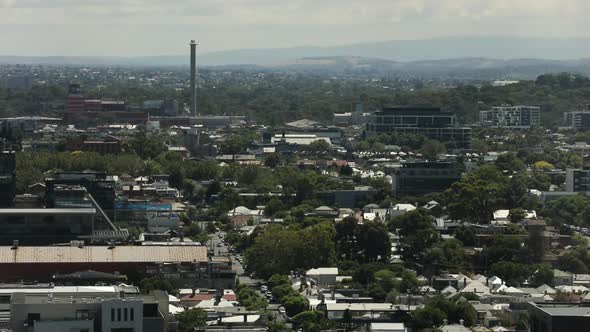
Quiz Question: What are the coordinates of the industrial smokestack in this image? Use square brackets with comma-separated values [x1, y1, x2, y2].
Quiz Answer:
[189, 40, 198, 116]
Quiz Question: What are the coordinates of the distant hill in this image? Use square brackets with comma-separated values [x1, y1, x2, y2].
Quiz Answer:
[2, 37, 590, 79]
[2, 36, 590, 67]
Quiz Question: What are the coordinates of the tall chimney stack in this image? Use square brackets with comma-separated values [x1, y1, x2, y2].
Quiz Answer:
[189, 40, 197, 116]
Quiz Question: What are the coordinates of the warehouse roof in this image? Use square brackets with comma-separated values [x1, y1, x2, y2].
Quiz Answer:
[0, 246, 207, 264]
[0, 208, 96, 215]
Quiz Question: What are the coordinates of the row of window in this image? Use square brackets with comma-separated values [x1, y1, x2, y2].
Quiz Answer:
[110, 307, 134, 322]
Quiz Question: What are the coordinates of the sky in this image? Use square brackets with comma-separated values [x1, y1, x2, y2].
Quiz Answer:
[0, 0, 589, 56]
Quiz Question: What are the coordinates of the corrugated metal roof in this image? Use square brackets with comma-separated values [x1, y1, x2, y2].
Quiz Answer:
[0, 246, 207, 264]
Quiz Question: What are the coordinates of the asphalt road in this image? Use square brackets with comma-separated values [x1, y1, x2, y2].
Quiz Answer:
[210, 232, 259, 285]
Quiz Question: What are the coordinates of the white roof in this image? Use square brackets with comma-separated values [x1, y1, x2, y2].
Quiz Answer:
[461, 280, 490, 293]
[370, 322, 406, 331]
[169, 304, 184, 314]
[196, 298, 233, 308]
[0, 285, 131, 295]
[504, 287, 525, 294]
[536, 284, 557, 294]
[441, 285, 457, 294]
[307, 267, 338, 276]
[220, 315, 261, 323]
[493, 210, 510, 220]
[393, 204, 416, 211]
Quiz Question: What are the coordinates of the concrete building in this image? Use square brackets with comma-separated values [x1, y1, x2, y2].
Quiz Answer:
[563, 104, 590, 131]
[0, 151, 16, 208]
[565, 168, 590, 192]
[306, 267, 338, 287]
[366, 107, 471, 149]
[479, 105, 541, 128]
[10, 291, 169, 332]
[528, 302, 590, 332]
[0, 208, 97, 244]
[390, 161, 462, 196]
[46, 171, 116, 215]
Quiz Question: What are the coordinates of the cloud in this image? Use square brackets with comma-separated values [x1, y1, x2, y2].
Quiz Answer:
[0, 0, 588, 55]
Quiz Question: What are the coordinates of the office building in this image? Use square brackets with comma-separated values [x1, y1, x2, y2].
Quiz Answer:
[564, 104, 590, 131]
[0, 151, 16, 208]
[390, 161, 462, 196]
[10, 291, 169, 332]
[366, 107, 471, 148]
[479, 105, 541, 128]
[565, 168, 590, 192]
[527, 302, 590, 332]
[46, 171, 116, 214]
[66, 84, 85, 112]
[0, 208, 96, 244]
[143, 99, 179, 116]
[1, 76, 32, 91]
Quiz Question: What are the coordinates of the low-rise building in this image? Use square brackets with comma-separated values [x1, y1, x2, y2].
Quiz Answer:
[10, 291, 170, 332]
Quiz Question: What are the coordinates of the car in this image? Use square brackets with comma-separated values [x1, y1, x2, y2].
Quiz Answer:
[216, 243, 223, 247]
[260, 285, 268, 293]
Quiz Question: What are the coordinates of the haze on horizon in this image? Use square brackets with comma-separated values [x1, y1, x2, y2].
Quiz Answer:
[0, 0, 589, 57]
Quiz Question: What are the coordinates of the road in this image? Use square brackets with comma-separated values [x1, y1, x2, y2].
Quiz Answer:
[209, 231, 259, 285]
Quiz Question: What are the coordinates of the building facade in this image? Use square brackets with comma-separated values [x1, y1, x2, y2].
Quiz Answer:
[479, 105, 541, 128]
[565, 168, 590, 192]
[366, 107, 471, 149]
[0, 151, 16, 208]
[390, 161, 462, 196]
[564, 104, 590, 131]
[10, 292, 169, 332]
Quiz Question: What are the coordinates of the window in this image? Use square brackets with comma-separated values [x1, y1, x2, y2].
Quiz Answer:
[117, 308, 121, 321]
[130, 308, 134, 321]
[26, 313, 40, 326]
[124, 308, 128, 321]
[111, 308, 115, 321]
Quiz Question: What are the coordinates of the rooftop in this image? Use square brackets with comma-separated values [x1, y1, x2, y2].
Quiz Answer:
[0, 246, 208, 264]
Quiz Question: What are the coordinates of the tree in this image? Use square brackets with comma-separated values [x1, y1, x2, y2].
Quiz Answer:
[419, 139, 446, 160]
[454, 224, 477, 246]
[356, 222, 391, 262]
[489, 261, 532, 286]
[282, 294, 309, 317]
[390, 209, 439, 267]
[335, 217, 359, 260]
[292, 310, 334, 332]
[177, 308, 207, 332]
[267, 274, 291, 290]
[264, 197, 284, 217]
[261, 151, 280, 168]
[509, 208, 527, 223]
[140, 276, 177, 295]
[444, 165, 508, 223]
[413, 306, 446, 329]
[237, 285, 268, 311]
[530, 265, 554, 287]
[128, 131, 167, 159]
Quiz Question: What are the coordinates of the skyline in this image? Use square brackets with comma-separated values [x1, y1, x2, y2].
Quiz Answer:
[1, 0, 589, 56]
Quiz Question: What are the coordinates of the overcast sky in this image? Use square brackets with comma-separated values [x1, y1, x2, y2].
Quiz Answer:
[0, 0, 588, 56]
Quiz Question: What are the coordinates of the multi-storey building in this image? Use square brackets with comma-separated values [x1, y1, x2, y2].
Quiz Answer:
[565, 168, 590, 192]
[0, 151, 16, 208]
[46, 171, 116, 215]
[366, 107, 471, 149]
[10, 291, 170, 332]
[479, 105, 541, 128]
[563, 103, 590, 131]
[389, 161, 462, 196]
